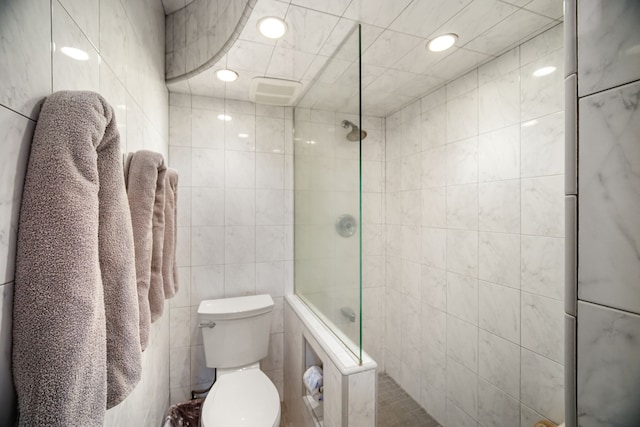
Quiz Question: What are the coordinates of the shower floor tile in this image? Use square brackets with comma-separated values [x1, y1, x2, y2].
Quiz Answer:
[377, 373, 442, 427]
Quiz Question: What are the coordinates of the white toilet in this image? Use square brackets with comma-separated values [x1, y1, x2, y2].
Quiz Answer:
[197, 294, 281, 427]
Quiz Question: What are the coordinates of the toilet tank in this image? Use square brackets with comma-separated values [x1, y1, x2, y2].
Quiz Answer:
[198, 294, 274, 369]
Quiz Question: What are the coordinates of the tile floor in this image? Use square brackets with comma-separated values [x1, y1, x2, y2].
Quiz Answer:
[377, 373, 442, 427]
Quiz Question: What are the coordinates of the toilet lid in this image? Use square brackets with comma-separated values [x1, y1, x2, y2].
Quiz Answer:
[201, 369, 280, 427]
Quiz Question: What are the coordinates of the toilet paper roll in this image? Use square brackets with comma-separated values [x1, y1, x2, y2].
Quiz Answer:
[303, 365, 323, 402]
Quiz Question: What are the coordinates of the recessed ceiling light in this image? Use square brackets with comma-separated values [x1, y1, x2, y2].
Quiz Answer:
[533, 66, 556, 77]
[238, 133, 249, 138]
[61, 46, 89, 61]
[217, 114, 232, 121]
[427, 34, 457, 52]
[216, 69, 239, 82]
[258, 17, 287, 39]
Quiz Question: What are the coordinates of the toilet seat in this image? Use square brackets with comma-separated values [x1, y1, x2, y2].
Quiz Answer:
[201, 368, 280, 427]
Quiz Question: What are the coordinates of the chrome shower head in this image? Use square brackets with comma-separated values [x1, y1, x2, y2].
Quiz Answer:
[341, 120, 367, 142]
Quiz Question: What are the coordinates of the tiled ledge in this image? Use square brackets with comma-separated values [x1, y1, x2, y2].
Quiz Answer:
[285, 294, 377, 376]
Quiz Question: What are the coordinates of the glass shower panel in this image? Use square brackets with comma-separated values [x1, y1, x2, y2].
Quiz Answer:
[294, 25, 362, 361]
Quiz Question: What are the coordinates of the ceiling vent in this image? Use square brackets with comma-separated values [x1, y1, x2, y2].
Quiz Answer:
[249, 77, 302, 106]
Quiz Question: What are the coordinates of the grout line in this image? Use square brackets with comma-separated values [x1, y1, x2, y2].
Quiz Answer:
[0, 103, 38, 122]
[578, 77, 640, 100]
[578, 299, 640, 319]
[518, 42, 523, 412]
[442, 80, 451, 425]
[474, 63, 481, 418]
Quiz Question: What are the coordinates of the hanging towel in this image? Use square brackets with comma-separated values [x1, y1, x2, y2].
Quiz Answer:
[12, 91, 140, 426]
[125, 150, 166, 350]
[162, 168, 179, 299]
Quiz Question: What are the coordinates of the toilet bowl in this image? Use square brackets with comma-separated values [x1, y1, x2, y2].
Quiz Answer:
[200, 365, 280, 427]
[197, 295, 281, 427]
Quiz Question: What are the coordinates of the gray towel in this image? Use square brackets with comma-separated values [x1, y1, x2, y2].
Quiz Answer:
[162, 168, 179, 299]
[125, 150, 166, 350]
[13, 91, 140, 425]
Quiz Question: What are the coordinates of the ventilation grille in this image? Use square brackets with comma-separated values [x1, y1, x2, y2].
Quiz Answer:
[249, 77, 302, 106]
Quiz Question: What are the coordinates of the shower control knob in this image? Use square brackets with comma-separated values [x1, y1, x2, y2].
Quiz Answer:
[336, 214, 357, 237]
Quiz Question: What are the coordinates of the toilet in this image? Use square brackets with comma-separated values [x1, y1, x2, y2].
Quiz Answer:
[197, 294, 281, 427]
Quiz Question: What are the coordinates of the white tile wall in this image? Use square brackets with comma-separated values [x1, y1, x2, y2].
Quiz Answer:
[0, 0, 168, 425]
[384, 24, 565, 426]
[577, 301, 640, 426]
[578, 79, 640, 315]
[520, 348, 564, 422]
[572, 5, 640, 425]
[478, 378, 520, 427]
[576, 0, 640, 97]
[168, 94, 293, 401]
[0, 0, 52, 120]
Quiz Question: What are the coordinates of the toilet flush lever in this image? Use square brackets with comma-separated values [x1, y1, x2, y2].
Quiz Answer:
[199, 321, 216, 328]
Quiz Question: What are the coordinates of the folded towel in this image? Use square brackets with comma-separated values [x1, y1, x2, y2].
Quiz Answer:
[162, 168, 179, 299]
[125, 150, 166, 350]
[13, 91, 140, 425]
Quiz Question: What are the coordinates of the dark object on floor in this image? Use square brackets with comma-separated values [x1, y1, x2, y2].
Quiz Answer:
[164, 398, 204, 427]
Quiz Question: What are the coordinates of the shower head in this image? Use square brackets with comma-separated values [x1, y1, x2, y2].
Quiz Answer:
[341, 120, 367, 142]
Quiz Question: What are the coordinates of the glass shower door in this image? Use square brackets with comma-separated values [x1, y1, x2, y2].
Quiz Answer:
[293, 24, 362, 362]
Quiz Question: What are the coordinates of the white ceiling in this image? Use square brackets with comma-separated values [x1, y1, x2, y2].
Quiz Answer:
[166, 0, 563, 117]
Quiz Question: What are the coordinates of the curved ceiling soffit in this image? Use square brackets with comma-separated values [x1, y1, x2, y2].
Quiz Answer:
[165, 0, 257, 83]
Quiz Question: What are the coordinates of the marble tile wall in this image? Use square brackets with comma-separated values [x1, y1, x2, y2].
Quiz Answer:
[570, 1, 640, 425]
[384, 24, 565, 427]
[576, 0, 640, 97]
[0, 0, 169, 425]
[578, 80, 640, 314]
[576, 302, 640, 426]
[167, 93, 293, 404]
